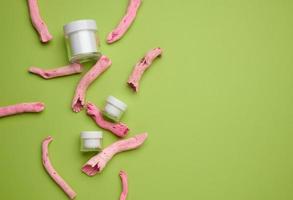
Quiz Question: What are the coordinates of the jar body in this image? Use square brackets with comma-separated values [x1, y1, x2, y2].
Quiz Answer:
[80, 138, 102, 152]
[103, 103, 123, 122]
[65, 30, 101, 63]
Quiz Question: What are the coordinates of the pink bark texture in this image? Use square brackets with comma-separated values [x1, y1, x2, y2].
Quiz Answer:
[0, 102, 45, 118]
[82, 133, 148, 176]
[42, 136, 77, 199]
[86, 102, 129, 137]
[119, 170, 129, 200]
[107, 0, 142, 44]
[72, 56, 111, 112]
[27, 0, 52, 43]
[29, 63, 83, 79]
[127, 47, 162, 92]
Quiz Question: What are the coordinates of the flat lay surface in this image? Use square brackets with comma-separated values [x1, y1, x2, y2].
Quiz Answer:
[1, 0, 293, 199]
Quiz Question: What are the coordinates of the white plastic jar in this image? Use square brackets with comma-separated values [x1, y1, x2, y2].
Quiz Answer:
[80, 131, 103, 152]
[103, 96, 127, 122]
[63, 19, 101, 63]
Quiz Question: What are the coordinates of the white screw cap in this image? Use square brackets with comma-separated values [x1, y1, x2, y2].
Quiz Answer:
[107, 96, 127, 111]
[64, 19, 97, 35]
[80, 131, 103, 139]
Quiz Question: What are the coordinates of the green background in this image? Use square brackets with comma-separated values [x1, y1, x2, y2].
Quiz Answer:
[0, 0, 293, 199]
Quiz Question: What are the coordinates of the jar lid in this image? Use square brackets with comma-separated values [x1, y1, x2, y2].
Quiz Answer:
[64, 19, 97, 35]
[81, 131, 103, 139]
[107, 96, 127, 111]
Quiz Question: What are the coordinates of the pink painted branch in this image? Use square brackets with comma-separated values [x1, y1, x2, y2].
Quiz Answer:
[119, 170, 129, 200]
[127, 48, 162, 92]
[0, 102, 45, 118]
[107, 0, 142, 44]
[86, 102, 129, 137]
[42, 136, 77, 199]
[72, 56, 111, 112]
[29, 63, 83, 79]
[27, 0, 52, 43]
[82, 133, 148, 176]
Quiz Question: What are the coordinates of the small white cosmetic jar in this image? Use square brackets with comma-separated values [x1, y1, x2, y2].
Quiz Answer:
[103, 96, 127, 122]
[64, 19, 101, 63]
[80, 131, 103, 152]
